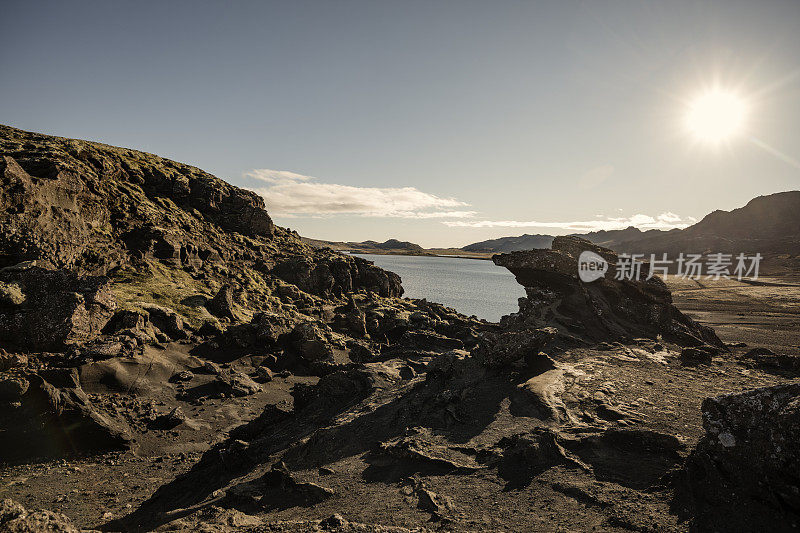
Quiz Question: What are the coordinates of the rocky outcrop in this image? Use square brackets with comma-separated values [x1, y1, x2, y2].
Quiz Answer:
[0, 127, 273, 272]
[0, 374, 131, 462]
[493, 236, 724, 349]
[0, 498, 78, 532]
[674, 383, 800, 531]
[272, 251, 403, 298]
[0, 265, 116, 351]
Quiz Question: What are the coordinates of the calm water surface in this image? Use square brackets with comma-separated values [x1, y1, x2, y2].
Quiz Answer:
[354, 254, 524, 322]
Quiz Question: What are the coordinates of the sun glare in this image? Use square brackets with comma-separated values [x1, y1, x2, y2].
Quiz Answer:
[685, 89, 748, 144]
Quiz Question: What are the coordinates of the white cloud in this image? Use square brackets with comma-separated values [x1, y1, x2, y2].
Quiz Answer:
[443, 212, 696, 231]
[246, 169, 474, 219]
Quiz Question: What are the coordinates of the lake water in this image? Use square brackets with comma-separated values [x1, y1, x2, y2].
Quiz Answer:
[353, 254, 525, 322]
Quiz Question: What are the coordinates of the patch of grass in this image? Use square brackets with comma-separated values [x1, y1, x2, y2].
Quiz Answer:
[109, 261, 214, 326]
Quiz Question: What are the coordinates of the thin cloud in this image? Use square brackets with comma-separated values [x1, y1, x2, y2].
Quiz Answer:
[443, 212, 697, 231]
[246, 169, 474, 219]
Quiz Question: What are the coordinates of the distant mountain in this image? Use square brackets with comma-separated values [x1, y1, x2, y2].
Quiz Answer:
[461, 191, 800, 274]
[462, 234, 554, 253]
[580, 226, 673, 248]
[307, 192, 800, 272]
[684, 191, 800, 241]
[613, 191, 800, 257]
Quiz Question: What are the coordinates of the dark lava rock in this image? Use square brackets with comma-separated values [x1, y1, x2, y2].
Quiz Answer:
[258, 461, 334, 508]
[194, 312, 293, 362]
[473, 327, 558, 368]
[0, 129, 273, 275]
[206, 284, 237, 320]
[679, 345, 721, 366]
[139, 304, 191, 341]
[673, 383, 800, 531]
[0, 375, 28, 401]
[0, 498, 78, 532]
[0, 375, 130, 461]
[214, 369, 261, 397]
[272, 250, 403, 298]
[493, 236, 725, 349]
[400, 330, 464, 351]
[291, 368, 375, 412]
[291, 322, 335, 363]
[739, 347, 800, 371]
[0, 266, 116, 351]
[346, 340, 376, 363]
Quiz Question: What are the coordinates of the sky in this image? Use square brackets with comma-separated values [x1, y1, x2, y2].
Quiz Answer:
[2, 1, 799, 247]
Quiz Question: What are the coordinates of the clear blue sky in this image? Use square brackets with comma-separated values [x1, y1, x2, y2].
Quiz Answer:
[2, 1, 799, 247]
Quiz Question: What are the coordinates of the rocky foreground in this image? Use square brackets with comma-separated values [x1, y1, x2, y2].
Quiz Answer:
[1, 125, 799, 532]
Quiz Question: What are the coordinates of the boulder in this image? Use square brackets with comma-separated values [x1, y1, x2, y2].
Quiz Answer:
[139, 303, 191, 340]
[193, 312, 293, 362]
[0, 375, 29, 401]
[0, 374, 131, 461]
[493, 236, 725, 349]
[206, 284, 237, 320]
[680, 345, 720, 366]
[272, 251, 402, 298]
[215, 369, 261, 397]
[291, 322, 334, 363]
[0, 266, 116, 351]
[739, 347, 800, 371]
[257, 461, 334, 508]
[473, 327, 558, 368]
[0, 498, 78, 532]
[674, 383, 800, 531]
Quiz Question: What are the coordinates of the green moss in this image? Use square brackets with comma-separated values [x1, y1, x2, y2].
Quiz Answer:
[109, 261, 212, 326]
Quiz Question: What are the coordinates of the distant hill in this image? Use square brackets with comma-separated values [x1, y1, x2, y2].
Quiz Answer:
[581, 226, 674, 248]
[307, 191, 800, 273]
[460, 191, 800, 274]
[461, 192, 800, 254]
[359, 239, 424, 252]
[462, 234, 554, 253]
[302, 237, 427, 254]
[608, 192, 800, 263]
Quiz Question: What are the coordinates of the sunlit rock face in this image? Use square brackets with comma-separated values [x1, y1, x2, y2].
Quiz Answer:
[0, 127, 275, 275]
[493, 236, 725, 348]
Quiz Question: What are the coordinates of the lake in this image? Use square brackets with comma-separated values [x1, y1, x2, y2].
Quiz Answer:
[353, 254, 525, 322]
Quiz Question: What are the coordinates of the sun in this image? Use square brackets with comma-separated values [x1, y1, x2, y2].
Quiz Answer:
[685, 89, 748, 144]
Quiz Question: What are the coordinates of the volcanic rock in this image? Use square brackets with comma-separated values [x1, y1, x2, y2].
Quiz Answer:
[0, 266, 116, 351]
[674, 383, 800, 531]
[493, 236, 725, 348]
[739, 347, 800, 371]
[473, 327, 558, 368]
[0, 375, 130, 461]
[291, 321, 335, 363]
[0, 498, 78, 532]
[679, 345, 719, 366]
[206, 284, 237, 320]
[0, 375, 28, 401]
[272, 251, 403, 298]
